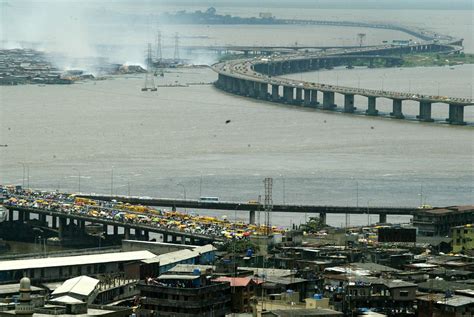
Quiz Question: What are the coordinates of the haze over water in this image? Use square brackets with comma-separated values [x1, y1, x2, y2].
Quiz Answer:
[1, 2, 473, 227]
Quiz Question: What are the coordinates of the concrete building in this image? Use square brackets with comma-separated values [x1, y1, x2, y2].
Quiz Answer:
[452, 224, 474, 253]
[412, 206, 474, 236]
[137, 273, 231, 316]
[212, 277, 259, 313]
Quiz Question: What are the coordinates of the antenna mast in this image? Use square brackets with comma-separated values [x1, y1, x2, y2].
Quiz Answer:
[173, 32, 180, 63]
[155, 30, 162, 64]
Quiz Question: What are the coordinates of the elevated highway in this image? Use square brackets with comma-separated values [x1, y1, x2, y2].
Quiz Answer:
[212, 27, 472, 125]
[79, 194, 418, 225]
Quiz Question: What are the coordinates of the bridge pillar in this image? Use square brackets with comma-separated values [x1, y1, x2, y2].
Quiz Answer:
[135, 229, 142, 239]
[322, 91, 336, 110]
[390, 99, 405, 119]
[259, 83, 268, 100]
[291, 60, 299, 73]
[58, 218, 66, 240]
[304, 89, 311, 106]
[249, 210, 256, 225]
[103, 224, 108, 236]
[343, 94, 355, 113]
[283, 86, 294, 104]
[366, 96, 378, 116]
[162, 234, 168, 243]
[144, 230, 150, 241]
[276, 62, 283, 75]
[52, 216, 57, 229]
[113, 225, 118, 236]
[272, 85, 279, 102]
[232, 78, 239, 94]
[172, 235, 178, 243]
[446, 104, 466, 125]
[247, 81, 256, 98]
[238, 80, 247, 96]
[18, 210, 24, 222]
[417, 101, 433, 122]
[295, 88, 303, 104]
[311, 90, 318, 105]
[181, 236, 186, 245]
[24, 211, 30, 221]
[225, 76, 233, 92]
[319, 212, 327, 225]
[8, 209, 14, 221]
[39, 214, 46, 224]
[379, 213, 387, 224]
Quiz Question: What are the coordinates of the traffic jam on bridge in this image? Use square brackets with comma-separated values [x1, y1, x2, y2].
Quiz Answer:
[1, 186, 285, 240]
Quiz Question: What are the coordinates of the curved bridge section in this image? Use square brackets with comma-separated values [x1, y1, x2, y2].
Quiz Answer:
[213, 42, 473, 125]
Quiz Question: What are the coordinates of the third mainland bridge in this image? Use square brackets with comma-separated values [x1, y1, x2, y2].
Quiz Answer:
[79, 194, 418, 225]
[210, 20, 472, 125]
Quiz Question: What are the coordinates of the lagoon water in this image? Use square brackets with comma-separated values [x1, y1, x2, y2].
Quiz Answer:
[1, 4, 473, 228]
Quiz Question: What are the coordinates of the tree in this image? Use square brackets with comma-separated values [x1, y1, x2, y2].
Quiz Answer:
[300, 216, 326, 233]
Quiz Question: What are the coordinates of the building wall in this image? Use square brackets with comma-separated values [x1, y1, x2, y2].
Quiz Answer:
[452, 226, 474, 253]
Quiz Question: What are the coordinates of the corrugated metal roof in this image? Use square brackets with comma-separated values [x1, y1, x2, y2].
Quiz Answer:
[0, 250, 156, 271]
[52, 276, 99, 297]
[50, 295, 84, 304]
[143, 244, 215, 267]
[157, 275, 199, 280]
[0, 283, 43, 295]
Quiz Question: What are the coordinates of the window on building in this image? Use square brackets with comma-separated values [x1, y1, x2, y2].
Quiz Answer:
[399, 290, 409, 297]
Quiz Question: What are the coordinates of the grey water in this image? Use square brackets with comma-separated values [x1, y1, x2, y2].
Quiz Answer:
[1, 3, 473, 228]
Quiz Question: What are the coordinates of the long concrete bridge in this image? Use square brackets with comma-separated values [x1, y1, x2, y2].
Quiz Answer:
[212, 33, 472, 125]
[79, 194, 418, 225]
[3, 206, 223, 245]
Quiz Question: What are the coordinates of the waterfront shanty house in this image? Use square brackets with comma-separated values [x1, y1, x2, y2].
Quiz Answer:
[212, 277, 259, 313]
[412, 205, 474, 236]
[452, 224, 474, 253]
[417, 293, 474, 317]
[136, 272, 231, 317]
[0, 250, 156, 283]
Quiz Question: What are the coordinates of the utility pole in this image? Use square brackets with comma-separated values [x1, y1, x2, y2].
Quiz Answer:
[155, 30, 162, 64]
[142, 43, 157, 91]
[173, 33, 180, 63]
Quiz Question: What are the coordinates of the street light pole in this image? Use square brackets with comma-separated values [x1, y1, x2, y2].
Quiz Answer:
[367, 200, 370, 226]
[177, 183, 187, 212]
[19, 162, 25, 188]
[110, 167, 114, 196]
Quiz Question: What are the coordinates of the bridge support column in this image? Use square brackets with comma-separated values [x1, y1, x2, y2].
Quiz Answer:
[232, 78, 239, 94]
[259, 83, 268, 100]
[247, 81, 256, 98]
[144, 230, 149, 241]
[272, 85, 279, 102]
[103, 224, 108, 236]
[181, 236, 186, 245]
[322, 91, 336, 110]
[391, 99, 404, 119]
[446, 104, 466, 125]
[319, 212, 327, 225]
[379, 213, 387, 224]
[238, 80, 247, 96]
[162, 234, 168, 243]
[225, 76, 233, 92]
[276, 62, 283, 75]
[113, 226, 118, 236]
[249, 210, 256, 225]
[52, 216, 57, 229]
[417, 101, 433, 122]
[304, 89, 311, 106]
[172, 235, 178, 244]
[343, 94, 355, 113]
[366, 97, 378, 116]
[283, 86, 294, 104]
[18, 210, 24, 222]
[124, 227, 130, 240]
[311, 90, 318, 105]
[295, 88, 303, 104]
[135, 229, 142, 239]
[39, 214, 46, 224]
[8, 209, 14, 221]
[58, 218, 66, 240]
